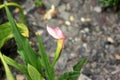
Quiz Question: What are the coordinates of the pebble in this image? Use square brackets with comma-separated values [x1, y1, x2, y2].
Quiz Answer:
[70, 52, 77, 58]
[78, 74, 91, 80]
[111, 69, 120, 74]
[83, 43, 87, 48]
[81, 17, 86, 22]
[84, 28, 89, 33]
[13, 8, 20, 13]
[80, 17, 91, 22]
[91, 62, 97, 69]
[16, 74, 26, 80]
[69, 15, 74, 21]
[65, 20, 71, 26]
[94, 6, 102, 13]
[58, 20, 64, 25]
[107, 37, 114, 43]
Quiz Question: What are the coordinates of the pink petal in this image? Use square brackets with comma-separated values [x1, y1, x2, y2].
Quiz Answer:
[47, 26, 65, 39]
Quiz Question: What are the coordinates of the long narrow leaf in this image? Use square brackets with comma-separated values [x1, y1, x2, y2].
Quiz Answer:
[0, 52, 15, 80]
[36, 34, 55, 80]
[28, 64, 44, 80]
[5, 3, 29, 64]
[3, 55, 27, 74]
[0, 22, 29, 48]
[4, 3, 42, 74]
[73, 57, 88, 71]
[58, 71, 80, 80]
[5, 2, 37, 66]
[4, 3, 43, 76]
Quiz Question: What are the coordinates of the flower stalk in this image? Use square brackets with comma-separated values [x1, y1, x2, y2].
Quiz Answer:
[47, 26, 65, 68]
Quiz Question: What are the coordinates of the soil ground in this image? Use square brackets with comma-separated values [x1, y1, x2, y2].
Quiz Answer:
[0, 0, 120, 80]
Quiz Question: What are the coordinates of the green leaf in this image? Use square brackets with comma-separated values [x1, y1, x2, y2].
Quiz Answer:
[36, 34, 55, 80]
[5, 2, 32, 66]
[4, 3, 43, 76]
[0, 52, 15, 80]
[58, 71, 80, 80]
[3, 55, 27, 74]
[0, 2, 25, 24]
[28, 64, 44, 80]
[73, 57, 88, 71]
[0, 22, 29, 48]
[35, 0, 42, 6]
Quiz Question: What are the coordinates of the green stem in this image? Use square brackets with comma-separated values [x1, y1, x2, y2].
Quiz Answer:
[51, 45, 61, 68]
[0, 2, 25, 24]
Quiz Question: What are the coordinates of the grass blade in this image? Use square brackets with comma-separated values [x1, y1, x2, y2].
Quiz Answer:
[73, 57, 88, 71]
[58, 71, 80, 80]
[28, 64, 44, 80]
[3, 55, 27, 74]
[4, 3, 42, 74]
[0, 52, 15, 80]
[36, 34, 55, 80]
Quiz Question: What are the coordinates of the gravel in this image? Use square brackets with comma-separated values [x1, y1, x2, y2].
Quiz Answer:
[26, 0, 120, 79]
[1, 0, 120, 80]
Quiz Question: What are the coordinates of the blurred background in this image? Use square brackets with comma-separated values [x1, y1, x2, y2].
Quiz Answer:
[0, 0, 120, 80]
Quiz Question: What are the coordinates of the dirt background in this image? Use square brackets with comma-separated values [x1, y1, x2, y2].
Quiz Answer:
[0, 0, 120, 80]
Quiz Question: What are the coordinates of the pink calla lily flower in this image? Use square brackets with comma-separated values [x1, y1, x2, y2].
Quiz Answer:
[47, 26, 65, 48]
[47, 26, 65, 67]
[47, 26, 65, 39]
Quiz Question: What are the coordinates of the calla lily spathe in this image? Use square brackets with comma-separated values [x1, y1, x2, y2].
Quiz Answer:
[47, 26, 65, 39]
[47, 26, 65, 48]
[47, 26, 65, 67]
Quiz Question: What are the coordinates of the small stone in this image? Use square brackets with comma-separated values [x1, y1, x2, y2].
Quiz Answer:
[80, 17, 85, 22]
[111, 69, 120, 74]
[70, 53, 77, 57]
[85, 18, 91, 22]
[24, 11, 27, 15]
[58, 20, 64, 25]
[69, 15, 74, 21]
[115, 54, 120, 60]
[80, 17, 91, 22]
[13, 8, 19, 13]
[16, 74, 26, 80]
[107, 37, 114, 43]
[65, 21, 71, 26]
[81, 30, 85, 33]
[84, 28, 89, 32]
[94, 6, 102, 13]
[83, 43, 87, 48]
[78, 74, 91, 80]
[91, 62, 97, 68]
